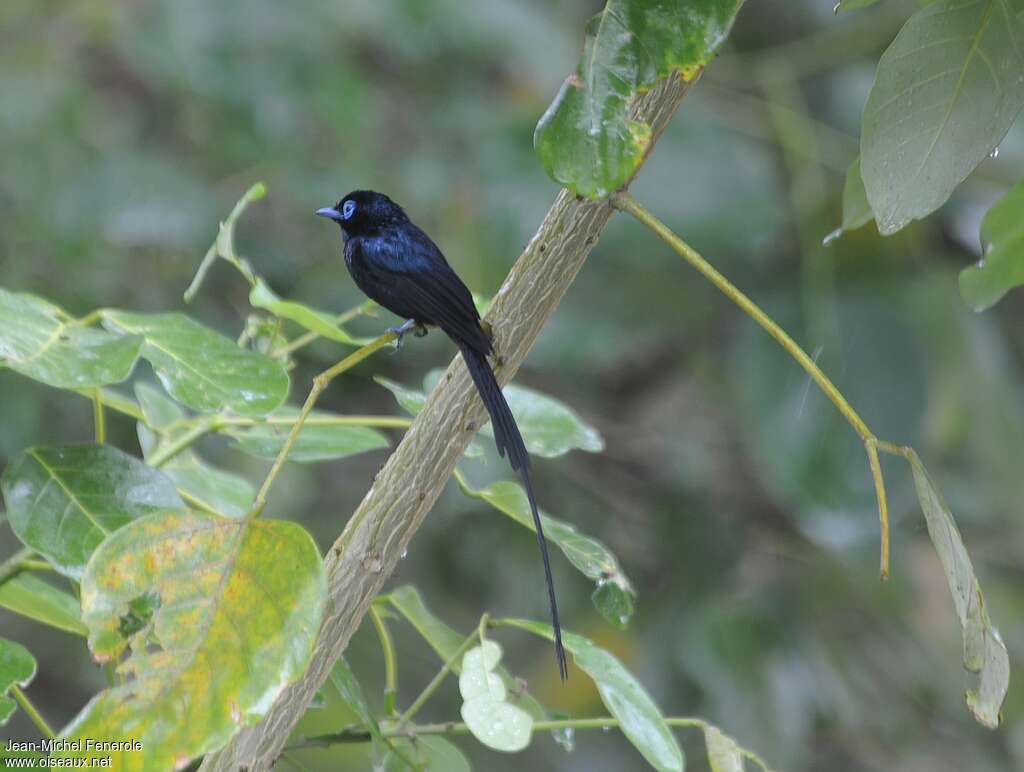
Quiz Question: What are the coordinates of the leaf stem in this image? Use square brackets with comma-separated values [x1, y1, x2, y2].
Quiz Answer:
[147, 420, 215, 469]
[369, 604, 399, 717]
[75, 389, 146, 423]
[289, 716, 772, 769]
[397, 627, 481, 729]
[611, 191, 890, 580]
[0, 547, 35, 588]
[271, 300, 378, 359]
[249, 332, 396, 517]
[92, 389, 106, 445]
[10, 685, 55, 739]
[214, 414, 411, 430]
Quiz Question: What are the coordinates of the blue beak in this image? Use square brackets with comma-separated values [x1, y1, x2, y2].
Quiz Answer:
[316, 207, 342, 221]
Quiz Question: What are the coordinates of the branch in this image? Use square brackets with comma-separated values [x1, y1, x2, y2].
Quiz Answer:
[200, 71, 696, 771]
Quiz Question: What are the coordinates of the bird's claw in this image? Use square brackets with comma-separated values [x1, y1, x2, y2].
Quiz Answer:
[387, 319, 427, 351]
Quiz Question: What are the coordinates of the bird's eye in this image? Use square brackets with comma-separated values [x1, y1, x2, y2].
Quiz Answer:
[342, 200, 356, 219]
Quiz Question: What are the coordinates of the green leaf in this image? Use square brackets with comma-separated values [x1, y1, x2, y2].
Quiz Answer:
[0, 638, 36, 726]
[860, 0, 1024, 234]
[375, 376, 427, 416]
[184, 183, 266, 303]
[457, 478, 635, 627]
[0, 573, 87, 636]
[959, 176, 1024, 310]
[382, 370, 604, 458]
[384, 737, 472, 772]
[1, 445, 186, 579]
[225, 410, 389, 463]
[459, 641, 534, 752]
[134, 382, 185, 428]
[58, 510, 326, 770]
[135, 384, 255, 518]
[0, 287, 141, 389]
[249, 279, 371, 346]
[908, 455, 1009, 728]
[102, 310, 289, 416]
[826, 157, 874, 244]
[502, 620, 684, 772]
[534, 0, 744, 199]
[704, 726, 743, 772]
[381, 586, 548, 721]
[330, 658, 384, 750]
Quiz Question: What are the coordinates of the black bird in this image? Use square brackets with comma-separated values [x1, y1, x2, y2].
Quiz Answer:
[317, 190, 567, 678]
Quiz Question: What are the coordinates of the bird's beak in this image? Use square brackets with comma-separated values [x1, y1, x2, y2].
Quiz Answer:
[315, 207, 342, 222]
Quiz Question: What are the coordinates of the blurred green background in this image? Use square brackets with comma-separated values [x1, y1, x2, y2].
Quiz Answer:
[2, 1, 1023, 769]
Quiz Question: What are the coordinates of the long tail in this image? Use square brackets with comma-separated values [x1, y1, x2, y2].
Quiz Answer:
[459, 342, 568, 679]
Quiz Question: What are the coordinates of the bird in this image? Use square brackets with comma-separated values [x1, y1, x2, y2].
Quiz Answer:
[316, 190, 568, 679]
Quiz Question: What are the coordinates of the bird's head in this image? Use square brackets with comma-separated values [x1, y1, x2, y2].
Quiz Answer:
[315, 190, 407, 236]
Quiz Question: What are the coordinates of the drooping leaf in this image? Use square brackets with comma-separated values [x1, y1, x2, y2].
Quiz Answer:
[0, 638, 36, 726]
[459, 641, 534, 752]
[57, 510, 326, 770]
[225, 410, 389, 463]
[425, 370, 604, 458]
[249, 279, 371, 346]
[502, 619, 684, 772]
[908, 454, 1009, 728]
[1, 445, 186, 579]
[704, 726, 743, 772]
[959, 176, 1024, 310]
[457, 478, 635, 627]
[384, 736, 472, 772]
[0, 287, 141, 389]
[378, 371, 603, 458]
[381, 586, 547, 721]
[826, 157, 874, 244]
[0, 573, 87, 636]
[330, 658, 384, 751]
[860, 0, 1024, 234]
[103, 310, 289, 416]
[534, 0, 744, 199]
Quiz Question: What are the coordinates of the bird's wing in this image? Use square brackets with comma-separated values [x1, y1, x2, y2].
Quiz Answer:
[362, 228, 492, 354]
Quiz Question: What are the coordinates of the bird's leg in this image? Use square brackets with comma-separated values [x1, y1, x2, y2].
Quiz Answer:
[387, 318, 427, 350]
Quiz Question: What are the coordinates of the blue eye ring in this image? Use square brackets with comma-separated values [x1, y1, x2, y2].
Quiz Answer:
[342, 200, 356, 219]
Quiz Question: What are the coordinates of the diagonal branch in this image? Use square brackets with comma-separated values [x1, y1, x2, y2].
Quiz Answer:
[200, 71, 697, 772]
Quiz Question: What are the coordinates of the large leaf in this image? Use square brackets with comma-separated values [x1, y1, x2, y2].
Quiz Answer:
[225, 410, 389, 463]
[909, 455, 1009, 728]
[102, 311, 289, 416]
[381, 586, 548, 721]
[534, 0, 744, 199]
[58, 510, 326, 770]
[249, 279, 370, 346]
[1, 445, 186, 579]
[0, 288, 141, 389]
[459, 641, 533, 752]
[959, 176, 1024, 310]
[0, 573, 87, 636]
[0, 638, 36, 726]
[503, 619, 683, 772]
[458, 478, 635, 628]
[860, 0, 1024, 234]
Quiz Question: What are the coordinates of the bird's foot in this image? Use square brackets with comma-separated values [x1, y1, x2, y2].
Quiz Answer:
[387, 319, 428, 351]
